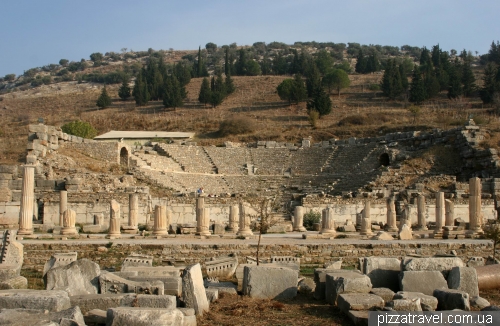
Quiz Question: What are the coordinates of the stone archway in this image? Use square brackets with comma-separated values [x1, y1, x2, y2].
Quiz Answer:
[120, 147, 129, 167]
[379, 153, 390, 167]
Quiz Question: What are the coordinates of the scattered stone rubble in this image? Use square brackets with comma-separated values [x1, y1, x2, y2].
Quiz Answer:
[0, 240, 499, 325]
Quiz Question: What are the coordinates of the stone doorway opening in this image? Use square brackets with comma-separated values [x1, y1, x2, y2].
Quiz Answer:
[379, 153, 390, 167]
[120, 147, 129, 167]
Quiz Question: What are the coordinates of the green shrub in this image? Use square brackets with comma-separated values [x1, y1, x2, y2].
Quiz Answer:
[303, 210, 321, 230]
[218, 118, 256, 136]
[61, 121, 98, 139]
[369, 84, 380, 91]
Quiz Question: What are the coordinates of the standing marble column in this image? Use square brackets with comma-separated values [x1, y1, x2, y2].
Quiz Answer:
[294, 206, 307, 232]
[434, 192, 445, 233]
[386, 197, 398, 232]
[236, 202, 253, 236]
[153, 205, 168, 235]
[468, 177, 483, 233]
[18, 166, 35, 235]
[445, 199, 455, 227]
[228, 205, 239, 233]
[107, 200, 121, 238]
[61, 209, 78, 235]
[320, 207, 336, 235]
[122, 194, 139, 234]
[196, 207, 211, 236]
[416, 194, 428, 231]
[196, 197, 205, 235]
[129, 194, 138, 229]
[360, 200, 373, 235]
[59, 190, 67, 227]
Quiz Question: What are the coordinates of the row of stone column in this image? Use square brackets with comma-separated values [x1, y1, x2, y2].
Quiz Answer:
[291, 177, 484, 234]
[16, 165, 484, 236]
[195, 198, 253, 237]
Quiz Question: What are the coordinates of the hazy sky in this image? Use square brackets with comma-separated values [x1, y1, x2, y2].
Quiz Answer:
[1, 0, 499, 76]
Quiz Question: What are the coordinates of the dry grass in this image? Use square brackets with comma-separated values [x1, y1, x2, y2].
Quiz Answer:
[198, 292, 350, 326]
[0, 74, 497, 165]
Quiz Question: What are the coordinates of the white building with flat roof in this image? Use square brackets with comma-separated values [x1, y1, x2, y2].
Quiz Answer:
[94, 130, 195, 145]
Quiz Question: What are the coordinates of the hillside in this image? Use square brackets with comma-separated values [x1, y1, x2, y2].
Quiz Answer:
[0, 42, 497, 166]
[0, 72, 495, 166]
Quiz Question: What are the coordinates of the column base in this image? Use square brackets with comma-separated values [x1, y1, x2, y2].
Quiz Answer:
[17, 229, 33, 235]
[386, 227, 398, 232]
[359, 230, 373, 235]
[294, 227, 307, 232]
[319, 229, 336, 235]
[196, 231, 211, 236]
[414, 226, 428, 231]
[237, 229, 254, 237]
[61, 227, 78, 235]
[153, 229, 168, 236]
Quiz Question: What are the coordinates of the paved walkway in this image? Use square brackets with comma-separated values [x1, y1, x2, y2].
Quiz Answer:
[17, 231, 492, 246]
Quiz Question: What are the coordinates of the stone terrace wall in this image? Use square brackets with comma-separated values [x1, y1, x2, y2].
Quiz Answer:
[62, 141, 124, 164]
[21, 241, 494, 271]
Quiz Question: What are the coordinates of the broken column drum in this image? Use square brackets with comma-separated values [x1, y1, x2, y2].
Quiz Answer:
[435, 192, 444, 233]
[196, 207, 211, 236]
[153, 205, 168, 235]
[228, 205, 239, 233]
[386, 197, 398, 232]
[360, 200, 372, 235]
[468, 177, 483, 233]
[294, 206, 307, 232]
[108, 200, 121, 237]
[59, 190, 67, 227]
[445, 199, 455, 227]
[416, 194, 428, 230]
[61, 209, 78, 235]
[399, 204, 411, 231]
[236, 202, 253, 236]
[128, 194, 138, 229]
[320, 207, 336, 235]
[18, 166, 35, 235]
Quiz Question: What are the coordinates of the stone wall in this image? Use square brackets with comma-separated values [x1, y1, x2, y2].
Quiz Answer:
[62, 141, 127, 164]
[20, 241, 494, 271]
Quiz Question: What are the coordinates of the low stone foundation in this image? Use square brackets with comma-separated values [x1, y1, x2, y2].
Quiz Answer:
[21, 240, 493, 272]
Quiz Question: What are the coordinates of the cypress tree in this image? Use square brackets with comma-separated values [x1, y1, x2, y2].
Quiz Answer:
[355, 49, 367, 74]
[461, 62, 476, 97]
[224, 47, 230, 76]
[424, 68, 440, 99]
[96, 85, 112, 109]
[163, 76, 183, 110]
[366, 52, 380, 73]
[399, 64, 409, 91]
[236, 49, 247, 76]
[133, 71, 149, 106]
[480, 63, 500, 104]
[292, 74, 307, 103]
[118, 79, 131, 101]
[290, 50, 301, 75]
[198, 77, 211, 107]
[409, 67, 426, 104]
[225, 74, 236, 95]
[306, 65, 321, 98]
[307, 87, 332, 117]
[381, 59, 395, 98]
[447, 64, 463, 99]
